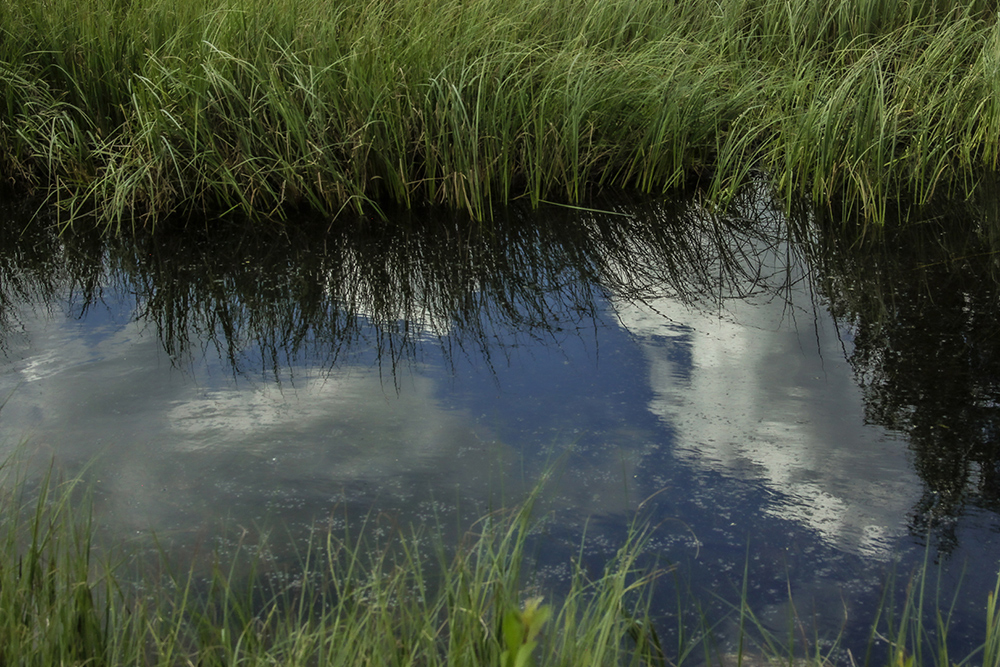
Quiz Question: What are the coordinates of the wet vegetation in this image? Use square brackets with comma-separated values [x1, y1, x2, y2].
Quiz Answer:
[1, 0, 998, 228]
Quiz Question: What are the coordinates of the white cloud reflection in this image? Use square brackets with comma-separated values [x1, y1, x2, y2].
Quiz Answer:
[614, 290, 918, 559]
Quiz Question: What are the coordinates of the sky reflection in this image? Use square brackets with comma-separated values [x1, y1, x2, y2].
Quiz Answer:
[1, 192, 999, 657]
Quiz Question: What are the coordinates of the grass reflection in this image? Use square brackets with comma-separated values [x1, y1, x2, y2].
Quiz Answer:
[0, 195, 790, 381]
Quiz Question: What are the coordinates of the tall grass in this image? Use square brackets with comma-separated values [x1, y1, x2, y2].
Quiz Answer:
[0, 462, 113, 666]
[3, 452, 1000, 666]
[721, 555, 1000, 667]
[0, 459, 671, 666]
[1, 0, 997, 229]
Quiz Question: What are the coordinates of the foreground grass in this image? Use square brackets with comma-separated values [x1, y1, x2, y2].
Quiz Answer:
[3, 456, 1000, 667]
[1, 462, 672, 666]
[0, 0, 997, 228]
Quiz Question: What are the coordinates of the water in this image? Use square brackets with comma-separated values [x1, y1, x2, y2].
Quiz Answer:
[1, 187, 999, 660]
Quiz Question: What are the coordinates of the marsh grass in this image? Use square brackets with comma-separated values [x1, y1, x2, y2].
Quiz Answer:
[3, 453, 1000, 667]
[861, 557, 1000, 667]
[704, 551, 1000, 667]
[0, 0, 997, 229]
[0, 459, 673, 666]
[0, 463, 112, 666]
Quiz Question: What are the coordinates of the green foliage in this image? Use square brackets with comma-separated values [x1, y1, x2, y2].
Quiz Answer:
[0, 462, 113, 667]
[0, 0, 997, 229]
[501, 596, 553, 667]
[986, 580, 1000, 667]
[0, 459, 671, 666]
[2, 452, 1000, 667]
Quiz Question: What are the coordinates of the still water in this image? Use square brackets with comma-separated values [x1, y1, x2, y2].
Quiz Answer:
[2, 185, 999, 659]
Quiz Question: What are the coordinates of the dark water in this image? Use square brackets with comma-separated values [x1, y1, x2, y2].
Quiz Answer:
[2, 185, 1000, 660]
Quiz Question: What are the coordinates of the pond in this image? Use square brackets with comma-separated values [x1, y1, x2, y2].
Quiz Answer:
[1, 184, 999, 661]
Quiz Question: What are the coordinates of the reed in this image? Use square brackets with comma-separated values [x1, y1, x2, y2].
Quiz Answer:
[1, 0, 996, 228]
[0, 459, 670, 666]
[721, 555, 1000, 667]
[3, 451, 1000, 666]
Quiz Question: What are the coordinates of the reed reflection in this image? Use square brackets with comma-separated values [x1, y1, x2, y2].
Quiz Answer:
[7, 189, 997, 559]
[1, 196, 774, 382]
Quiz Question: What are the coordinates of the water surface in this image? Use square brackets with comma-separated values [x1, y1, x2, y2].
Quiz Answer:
[1, 188, 999, 659]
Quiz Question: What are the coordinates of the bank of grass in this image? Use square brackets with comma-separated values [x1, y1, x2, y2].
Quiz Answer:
[3, 458, 1000, 667]
[0, 0, 997, 229]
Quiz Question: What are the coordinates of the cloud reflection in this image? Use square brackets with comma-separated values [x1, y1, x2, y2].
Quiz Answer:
[614, 255, 918, 559]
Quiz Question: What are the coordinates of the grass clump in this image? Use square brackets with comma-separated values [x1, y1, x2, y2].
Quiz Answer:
[4, 453, 1000, 667]
[0, 465, 110, 666]
[0, 460, 669, 666]
[0, 0, 997, 229]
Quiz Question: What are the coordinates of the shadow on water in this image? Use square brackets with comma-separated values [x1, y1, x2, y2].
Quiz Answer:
[794, 189, 1000, 557]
